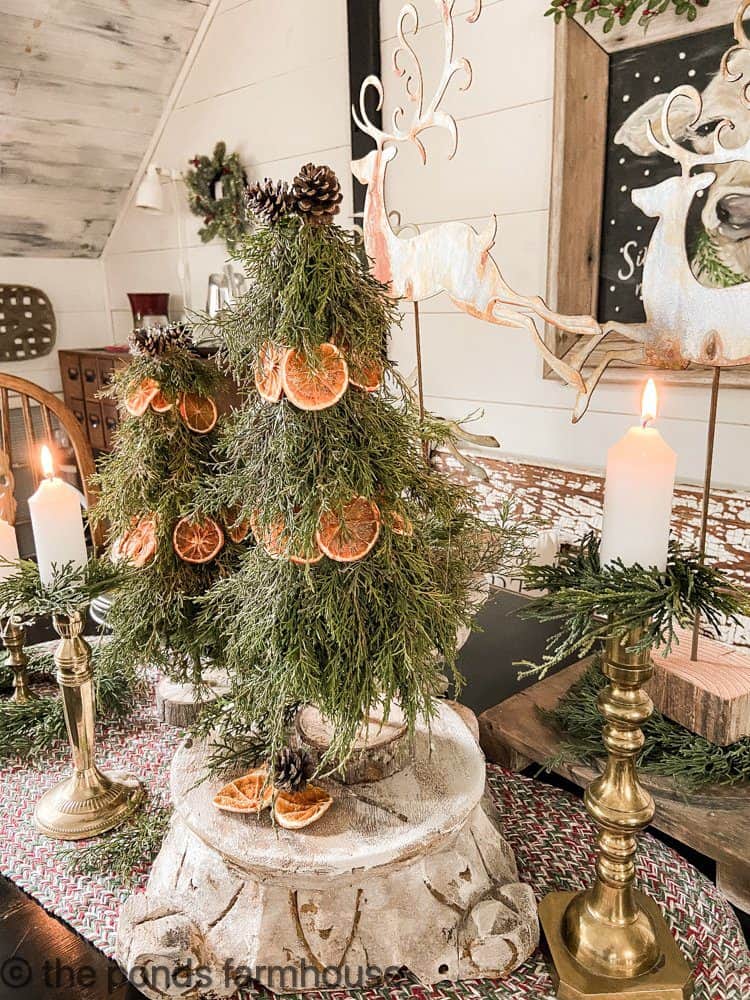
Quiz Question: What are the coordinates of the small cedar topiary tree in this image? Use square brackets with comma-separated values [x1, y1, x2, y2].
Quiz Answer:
[197, 164, 532, 769]
[91, 326, 243, 687]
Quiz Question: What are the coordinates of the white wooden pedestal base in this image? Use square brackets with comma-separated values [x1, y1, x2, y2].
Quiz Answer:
[116, 702, 538, 997]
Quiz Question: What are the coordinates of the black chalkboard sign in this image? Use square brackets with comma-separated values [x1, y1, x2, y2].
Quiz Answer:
[598, 24, 737, 325]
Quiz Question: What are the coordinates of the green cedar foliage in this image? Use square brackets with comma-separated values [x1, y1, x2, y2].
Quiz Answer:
[545, 659, 750, 790]
[90, 345, 240, 686]
[197, 209, 532, 769]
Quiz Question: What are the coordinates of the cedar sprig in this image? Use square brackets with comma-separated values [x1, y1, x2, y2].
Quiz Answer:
[544, 658, 750, 790]
[60, 801, 171, 888]
[0, 642, 144, 760]
[518, 533, 748, 678]
[0, 557, 125, 621]
[692, 228, 747, 289]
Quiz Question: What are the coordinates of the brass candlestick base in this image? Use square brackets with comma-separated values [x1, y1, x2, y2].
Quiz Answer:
[539, 627, 693, 999]
[34, 609, 144, 841]
[2, 619, 35, 704]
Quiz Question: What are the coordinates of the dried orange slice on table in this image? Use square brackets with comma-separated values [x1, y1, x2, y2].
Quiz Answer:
[124, 378, 160, 417]
[282, 342, 349, 411]
[150, 389, 173, 413]
[173, 516, 224, 563]
[111, 514, 157, 568]
[316, 497, 381, 563]
[255, 343, 285, 403]
[178, 393, 218, 434]
[214, 767, 273, 815]
[273, 784, 333, 830]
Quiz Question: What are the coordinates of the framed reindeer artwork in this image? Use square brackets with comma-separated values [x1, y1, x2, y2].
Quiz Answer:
[547, 0, 750, 389]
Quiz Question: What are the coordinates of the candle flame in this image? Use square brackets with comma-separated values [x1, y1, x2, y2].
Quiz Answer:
[40, 444, 55, 479]
[641, 378, 658, 428]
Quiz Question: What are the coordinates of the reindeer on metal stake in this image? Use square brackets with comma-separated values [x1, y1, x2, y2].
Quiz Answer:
[352, 0, 603, 399]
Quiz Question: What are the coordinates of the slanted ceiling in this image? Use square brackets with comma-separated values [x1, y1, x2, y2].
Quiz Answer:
[0, 0, 209, 258]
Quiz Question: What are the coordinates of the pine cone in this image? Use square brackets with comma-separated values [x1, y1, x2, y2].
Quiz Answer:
[246, 179, 291, 225]
[273, 747, 314, 792]
[291, 163, 343, 227]
[129, 323, 193, 358]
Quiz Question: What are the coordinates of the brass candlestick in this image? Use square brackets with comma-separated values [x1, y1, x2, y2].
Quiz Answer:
[2, 619, 34, 704]
[539, 625, 693, 999]
[34, 608, 144, 841]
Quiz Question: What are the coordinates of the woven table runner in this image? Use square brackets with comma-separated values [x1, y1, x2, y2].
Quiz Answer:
[2, 686, 748, 999]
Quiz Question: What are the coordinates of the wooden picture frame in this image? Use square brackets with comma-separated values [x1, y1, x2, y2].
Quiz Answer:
[545, 1, 750, 388]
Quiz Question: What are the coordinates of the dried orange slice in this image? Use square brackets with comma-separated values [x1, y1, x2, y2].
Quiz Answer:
[214, 767, 273, 815]
[255, 343, 285, 403]
[348, 354, 382, 392]
[178, 393, 218, 434]
[173, 516, 224, 563]
[273, 784, 333, 829]
[281, 343, 349, 411]
[316, 497, 381, 563]
[150, 389, 173, 413]
[391, 511, 414, 537]
[249, 511, 288, 559]
[290, 543, 324, 566]
[124, 378, 160, 417]
[111, 515, 157, 568]
[225, 508, 251, 544]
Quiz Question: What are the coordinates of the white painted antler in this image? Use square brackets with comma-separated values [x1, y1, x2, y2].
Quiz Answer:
[722, 0, 750, 105]
[390, 1, 478, 162]
[648, 84, 750, 172]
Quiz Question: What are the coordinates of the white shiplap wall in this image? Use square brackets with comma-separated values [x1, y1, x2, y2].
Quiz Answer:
[104, 0, 750, 490]
[379, 0, 750, 490]
[0, 257, 112, 393]
[103, 0, 353, 346]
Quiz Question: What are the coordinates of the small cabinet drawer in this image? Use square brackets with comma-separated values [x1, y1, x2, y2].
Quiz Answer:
[69, 400, 86, 430]
[97, 358, 124, 398]
[102, 404, 120, 450]
[81, 359, 101, 399]
[59, 351, 83, 402]
[84, 399, 106, 451]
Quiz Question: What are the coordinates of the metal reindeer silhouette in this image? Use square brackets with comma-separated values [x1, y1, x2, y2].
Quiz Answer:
[351, 0, 602, 397]
[352, 0, 750, 425]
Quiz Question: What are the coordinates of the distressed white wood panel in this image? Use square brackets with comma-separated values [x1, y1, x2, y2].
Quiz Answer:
[382, 101, 553, 225]
[178, 0, 347, 108]
[380, 0, 552, 126]
[2, 73, 162, 134]
[0, 160, 135, 191]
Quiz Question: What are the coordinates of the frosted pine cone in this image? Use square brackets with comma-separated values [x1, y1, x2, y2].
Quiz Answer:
[129, 323, 193, 358]
[246, 178, 292, 225]
[291, 163, 342, 227]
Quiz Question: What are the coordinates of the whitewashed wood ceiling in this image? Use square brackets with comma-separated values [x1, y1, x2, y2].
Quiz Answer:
[0, 0, 209, 257]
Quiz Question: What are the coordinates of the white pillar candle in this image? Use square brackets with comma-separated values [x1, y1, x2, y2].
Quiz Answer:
[600, 379, 677, 572]
[0, 519, 19, 581]
[29, 445, 88, 586]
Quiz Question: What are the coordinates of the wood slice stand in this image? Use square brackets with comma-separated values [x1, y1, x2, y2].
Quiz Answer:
[478, 660, 750, 914]
[116, 702, 538, 997]
[155, 669, 229, 728]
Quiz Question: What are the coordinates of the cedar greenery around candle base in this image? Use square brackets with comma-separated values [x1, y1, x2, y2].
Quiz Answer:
[89, 328, 244, 690]
[193, 164, 534, 773]
[518, 533, 748, 679]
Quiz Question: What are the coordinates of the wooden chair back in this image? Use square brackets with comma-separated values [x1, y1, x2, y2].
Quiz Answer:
[0, 372, 102, 551]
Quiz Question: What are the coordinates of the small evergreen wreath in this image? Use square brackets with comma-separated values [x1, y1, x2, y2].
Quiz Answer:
[185, 141, 248, 246]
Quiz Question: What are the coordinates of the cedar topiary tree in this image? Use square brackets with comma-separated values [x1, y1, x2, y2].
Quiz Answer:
[91, 325, 244, 688]
[197, 165, 532, 770]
